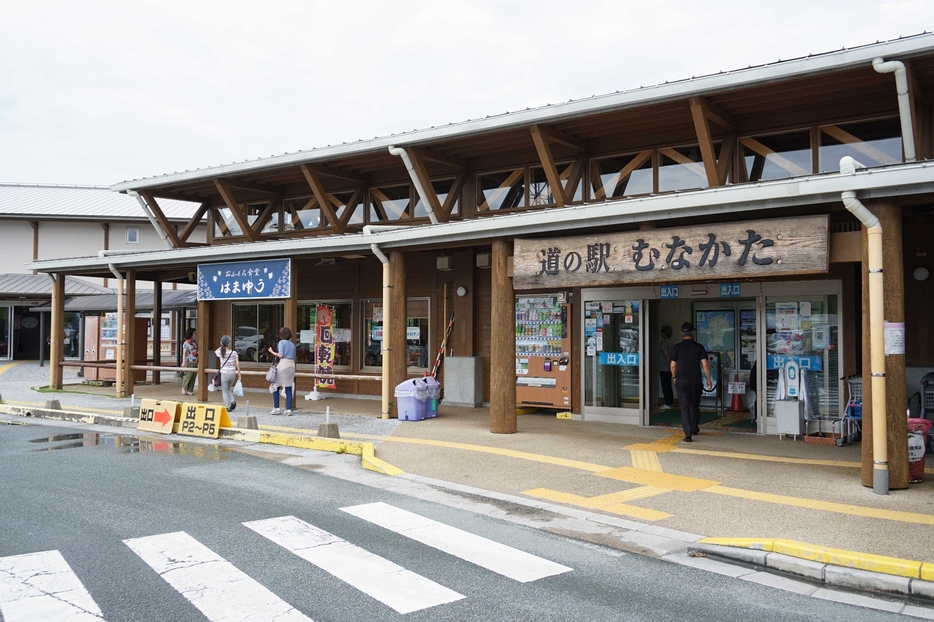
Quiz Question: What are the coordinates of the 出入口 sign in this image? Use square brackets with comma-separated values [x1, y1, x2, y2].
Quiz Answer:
[513, 215, 829, 289]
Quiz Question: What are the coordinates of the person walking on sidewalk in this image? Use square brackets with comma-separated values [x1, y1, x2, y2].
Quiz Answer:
[215, 335, 241, 412]
[658, 325, 674, 410]
[181, 328, 198, 396]
[268, 326, 296, 416]
[670, 322, 712, 442]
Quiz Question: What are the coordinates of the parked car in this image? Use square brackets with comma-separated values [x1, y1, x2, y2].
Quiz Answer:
[235, 326, 259, 361]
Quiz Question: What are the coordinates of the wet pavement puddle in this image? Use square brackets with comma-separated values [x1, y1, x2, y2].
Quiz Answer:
[28, 432, 229, 459]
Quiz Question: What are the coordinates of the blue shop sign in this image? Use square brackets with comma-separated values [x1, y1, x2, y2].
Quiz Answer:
[197, 259, 291, 301]
[720, 283, 741, 297]
[659, 285, 680, 299]
[599, 352, 640, 366]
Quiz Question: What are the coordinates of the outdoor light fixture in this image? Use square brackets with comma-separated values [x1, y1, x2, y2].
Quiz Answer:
[914, 266, 930, 281]
[456, 286, 467, 297]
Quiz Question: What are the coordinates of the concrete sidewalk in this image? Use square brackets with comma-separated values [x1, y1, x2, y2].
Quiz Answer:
[3, 361, 934, 608]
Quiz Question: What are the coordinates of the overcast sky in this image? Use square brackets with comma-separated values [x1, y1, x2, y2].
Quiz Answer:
[1, 1, 932, 187]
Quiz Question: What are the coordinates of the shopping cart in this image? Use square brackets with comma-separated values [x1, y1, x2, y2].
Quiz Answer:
[835, 375, 862, 446]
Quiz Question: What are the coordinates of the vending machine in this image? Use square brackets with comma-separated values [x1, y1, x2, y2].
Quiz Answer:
[515, 296, 572, 409]
[83, 314, 148, 382]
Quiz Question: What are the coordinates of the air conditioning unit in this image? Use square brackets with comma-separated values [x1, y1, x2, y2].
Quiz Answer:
[436, 255, 455, 272]
[476, 252, 491, 269]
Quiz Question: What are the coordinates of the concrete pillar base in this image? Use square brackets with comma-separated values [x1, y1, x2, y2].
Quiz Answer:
[317, 422, 341, 439]
[237, 415, 259, 430]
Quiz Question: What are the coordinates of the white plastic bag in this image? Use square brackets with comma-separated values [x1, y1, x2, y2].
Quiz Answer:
[207, 380, 217, 392]
[233, 379, 243, 397]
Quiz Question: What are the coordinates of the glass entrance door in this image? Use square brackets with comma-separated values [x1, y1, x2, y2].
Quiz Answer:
[582, 295, 644, 424]
[0, 306, 9, 360]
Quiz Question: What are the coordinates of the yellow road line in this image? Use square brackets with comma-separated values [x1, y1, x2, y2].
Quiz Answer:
[630, 450, 663, 472]
[523, 487, 672, 521]
[706, 485, 934, 525]
[674, 447, 861, 468]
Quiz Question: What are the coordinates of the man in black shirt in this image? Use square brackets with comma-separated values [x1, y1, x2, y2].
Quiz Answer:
[669, 322, 713, 442]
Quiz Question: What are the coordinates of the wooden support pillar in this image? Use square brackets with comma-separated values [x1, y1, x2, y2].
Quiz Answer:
[285, 288, 298, 345]
[388, 250, 407, 418]
[152, 280, 162, 385]
[49, 273, 65, 390]
[490, 238, 516, 434]
[861, 200, 908, 489]
[196, 299, 211, 402]
[125, 271, 137, 395]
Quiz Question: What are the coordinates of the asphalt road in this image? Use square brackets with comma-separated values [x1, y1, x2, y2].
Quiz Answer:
[0, 421, 911, 622]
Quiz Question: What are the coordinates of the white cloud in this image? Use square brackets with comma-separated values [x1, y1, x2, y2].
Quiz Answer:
[0, 0, 931, 184]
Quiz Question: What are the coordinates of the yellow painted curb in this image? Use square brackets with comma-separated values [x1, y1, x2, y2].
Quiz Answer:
[362, 443, 405, 476]
[700, 537, 928, 579]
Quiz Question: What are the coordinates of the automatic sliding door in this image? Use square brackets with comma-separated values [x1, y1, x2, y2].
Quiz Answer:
[0, 306, 9, 359]
[583, 297, 643, 424]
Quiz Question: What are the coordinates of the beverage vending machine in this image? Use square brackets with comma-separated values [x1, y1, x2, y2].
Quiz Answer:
[515, 296, 572, 409]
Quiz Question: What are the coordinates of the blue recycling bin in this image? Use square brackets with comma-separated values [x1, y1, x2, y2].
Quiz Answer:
[423, 376, 441, 418]
[395, 378, 428, 421]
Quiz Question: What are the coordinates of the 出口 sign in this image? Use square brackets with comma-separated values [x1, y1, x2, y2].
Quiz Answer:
[513, 215, 828, 289]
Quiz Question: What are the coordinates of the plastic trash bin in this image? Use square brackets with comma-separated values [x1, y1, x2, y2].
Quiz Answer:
[395, 378, 428, 421]
[423, 376, 441, 418]
[907, 418, 932, 483]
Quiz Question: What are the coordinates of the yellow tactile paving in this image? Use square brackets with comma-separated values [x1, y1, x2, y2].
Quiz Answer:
[702, 412, 752, 431]
[596, 466, 720, 492]
[624, 432, 684, 452]
[706, 486, 934, 525]
[0, 361, 27, 377]
[523, 487, 672, 521]
[630, 450, 663, 472]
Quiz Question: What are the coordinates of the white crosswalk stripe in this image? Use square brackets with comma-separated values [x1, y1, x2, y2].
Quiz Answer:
[0, 550, 107, 622]
[244, 515, 465, 614]
[124, 531, 313, 622]
[341, 502, 573, 582]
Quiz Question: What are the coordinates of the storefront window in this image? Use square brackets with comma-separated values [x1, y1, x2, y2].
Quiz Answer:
[819, 117, 902, 173]
[361, 298, 430, 371]
[590, 152, 653, 200]
[296, 301, 352, 369]
[764, 295, 840, 420]
[231, 303, 284, 363]
[740, 130, 811, 182]
[477, 169, 525, 211]
[0, 305, 10, 359]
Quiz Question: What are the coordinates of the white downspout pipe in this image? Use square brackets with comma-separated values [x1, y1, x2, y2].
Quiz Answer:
[128, 190, 175, 249]
[370, 243, 392, 419]
[840, 156, 887, 495]
[872, 57, 916, 162]
[388, 146, 440, 225]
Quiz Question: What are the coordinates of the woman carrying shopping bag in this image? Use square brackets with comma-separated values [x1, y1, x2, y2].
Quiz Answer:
[214, 335, 241, 412]
[268, 326, 296, 415]
[181, 328, 198, 396]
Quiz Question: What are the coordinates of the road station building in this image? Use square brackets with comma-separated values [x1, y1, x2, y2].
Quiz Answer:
[32, 35, 934, 489]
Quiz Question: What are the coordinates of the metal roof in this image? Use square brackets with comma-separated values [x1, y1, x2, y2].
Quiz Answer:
[110, 33, 934, 192]
[32, 162, 934, 275]
[0, 184, 200, 221]
[0, 274, 113, 297]
[29, 288, 197, 313]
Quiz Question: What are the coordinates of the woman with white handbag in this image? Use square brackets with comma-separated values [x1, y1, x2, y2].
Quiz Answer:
[268, 326, 296, 415]
[214, 335, 241, 412]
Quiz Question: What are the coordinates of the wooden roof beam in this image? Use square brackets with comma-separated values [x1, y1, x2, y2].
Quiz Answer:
[223, 178, 282, 195]
[212, 178, 257, 242]
[408, 146, 469, 169]
[251, 195, 282, 238]
[405, 148, 448, 223]
[300, 164, 345, 233]
[530, 125, 567, 206]
[300, 162, 367, 184]
[690, 96, 735, 130]
[178, 201, 211, 244]
[139, 191, 183, 248]
[531, 124, 588, 151]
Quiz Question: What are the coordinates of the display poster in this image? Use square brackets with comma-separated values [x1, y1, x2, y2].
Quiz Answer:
[372, 306, 383, 322]
[740, 309, 757, 370]
[316, 305, 336, 389]
[595, 333, 603, 351]
[516, 358, 529, 375]
[884, 322, 906, 355]
[300, 329, 315, 345]
[585, 318, 597, 335]
[695, 310, 735, 355]
[812, 325, 829, 350]
[776, 302, 799, 330]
